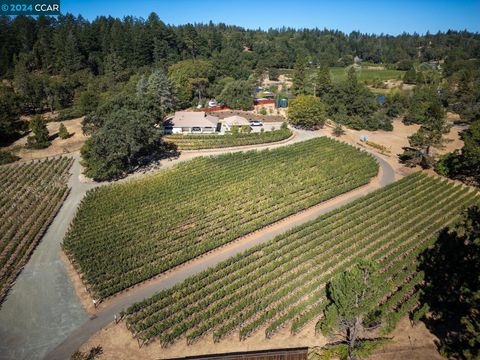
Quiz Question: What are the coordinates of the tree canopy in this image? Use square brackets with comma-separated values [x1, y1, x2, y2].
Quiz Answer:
[287, 95, 326, 129]
[217, 79, 254, 110]
[319, 261, 382, 360]
[80, 108, 163, 181]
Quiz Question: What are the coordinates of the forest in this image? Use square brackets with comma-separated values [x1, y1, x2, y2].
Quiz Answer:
[0, 13, 479, 181]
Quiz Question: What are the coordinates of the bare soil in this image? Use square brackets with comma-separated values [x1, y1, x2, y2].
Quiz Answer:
[79, 315, 441, 360]
[323, 118, 464, 177]
[6, 117, 88, 161]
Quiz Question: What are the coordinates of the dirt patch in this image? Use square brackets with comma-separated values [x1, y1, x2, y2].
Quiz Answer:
[60, 249, 97, 316]
[6, 117, 88, 161]
[368, 317, 443, 360]
[323, 118, 463, 177]
[79, 316, 442, 360]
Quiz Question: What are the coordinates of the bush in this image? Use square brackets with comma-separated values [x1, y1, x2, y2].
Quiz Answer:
[0, 150, 20, 165]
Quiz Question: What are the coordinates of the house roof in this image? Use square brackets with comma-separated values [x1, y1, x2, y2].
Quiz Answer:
[170, 111, 219, 128]
[222, 115, 250, 127]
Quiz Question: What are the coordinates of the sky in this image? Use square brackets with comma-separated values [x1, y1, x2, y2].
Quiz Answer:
[60, 0, 480, 35]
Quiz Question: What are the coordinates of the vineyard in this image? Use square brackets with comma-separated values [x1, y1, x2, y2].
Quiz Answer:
[124, 173, 479, 347]
[0, 157, 73, 305]
[63, 138, 378, 299]
[164, 128, 292, 150]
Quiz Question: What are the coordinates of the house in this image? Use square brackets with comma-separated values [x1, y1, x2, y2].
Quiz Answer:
[164, 111, 220, 134]
[220, 115, 250, 132]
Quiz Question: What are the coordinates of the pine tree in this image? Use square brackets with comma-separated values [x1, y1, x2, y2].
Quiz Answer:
[137, 69, 176, 119]
[400, 101, 450, 167]
[403, 68, 417, 84]
[58, 123, 70, 139]
[292, 54, 308, 96]
[318, 261, 382, 360]
[26, 115, 51, 149]
[315, 65, 332, 97]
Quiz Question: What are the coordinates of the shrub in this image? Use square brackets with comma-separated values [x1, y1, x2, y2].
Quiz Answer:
[0, 150, 20, 165]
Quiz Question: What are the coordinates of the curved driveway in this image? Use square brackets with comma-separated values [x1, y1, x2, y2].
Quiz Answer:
[0, 130, 395, 360]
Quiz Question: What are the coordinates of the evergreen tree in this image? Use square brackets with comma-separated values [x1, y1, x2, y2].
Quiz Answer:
[292, 54, 308, 95]
[58, 123, 70, 139]
[26, 115, 50, 149]
[403, 67, 417, 84]
[333, 123, 346, 137]
[435, 119, 480, 185]
[315, 65, 332, 97]
[319, 261, 382, 360]
[137, 69, 176, 119]
[217, 80, 254, 110]
[400, 101, 450, 167]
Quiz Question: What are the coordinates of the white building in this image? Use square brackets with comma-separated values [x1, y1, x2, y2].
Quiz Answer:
[220, 115, 250, 132]
[165, 111, 220, 134]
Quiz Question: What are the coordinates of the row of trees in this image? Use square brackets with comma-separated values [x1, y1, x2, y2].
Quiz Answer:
[2, 14, 480, 78]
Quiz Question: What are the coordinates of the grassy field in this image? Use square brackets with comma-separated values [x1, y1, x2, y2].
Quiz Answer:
[63, 138, 378, 299]
[279, 66, 405, 83]
[0, 157, 72, 305]
[165, 129, 292, 150]
[124, 173, 478, 346]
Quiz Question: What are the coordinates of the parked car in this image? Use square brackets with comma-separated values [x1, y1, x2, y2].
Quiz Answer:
[249, 120, 263, 126]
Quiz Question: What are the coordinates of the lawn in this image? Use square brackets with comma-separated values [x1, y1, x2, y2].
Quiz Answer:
[63, 138, 378, 299]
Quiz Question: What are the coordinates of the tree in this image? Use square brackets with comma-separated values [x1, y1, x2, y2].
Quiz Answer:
[79, 89, 100, 115]
[318, 261, 382, 360]
[217, 80, 254, 110]
[268, 68, 279, 81]
[400, 101, 450, 168]
[58, 123, 70, 139]
[80, 108, 163, 181]
[168, 59, 215, 107]
[435, 119, 480, 185]
[315, 65, 332, 97]
[292, 54, 308, 95]
[333, 123, 346, 137]
[288, 95, 327, 129]
[0, 85, 26, 145]
[26, 115, 51, 149]
[419, 206, 480, 360]
[403, 68, 417, 84]
[137, 69, 176, 118]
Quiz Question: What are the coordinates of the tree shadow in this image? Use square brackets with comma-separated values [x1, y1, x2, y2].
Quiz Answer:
[417, 205, 480, 359]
